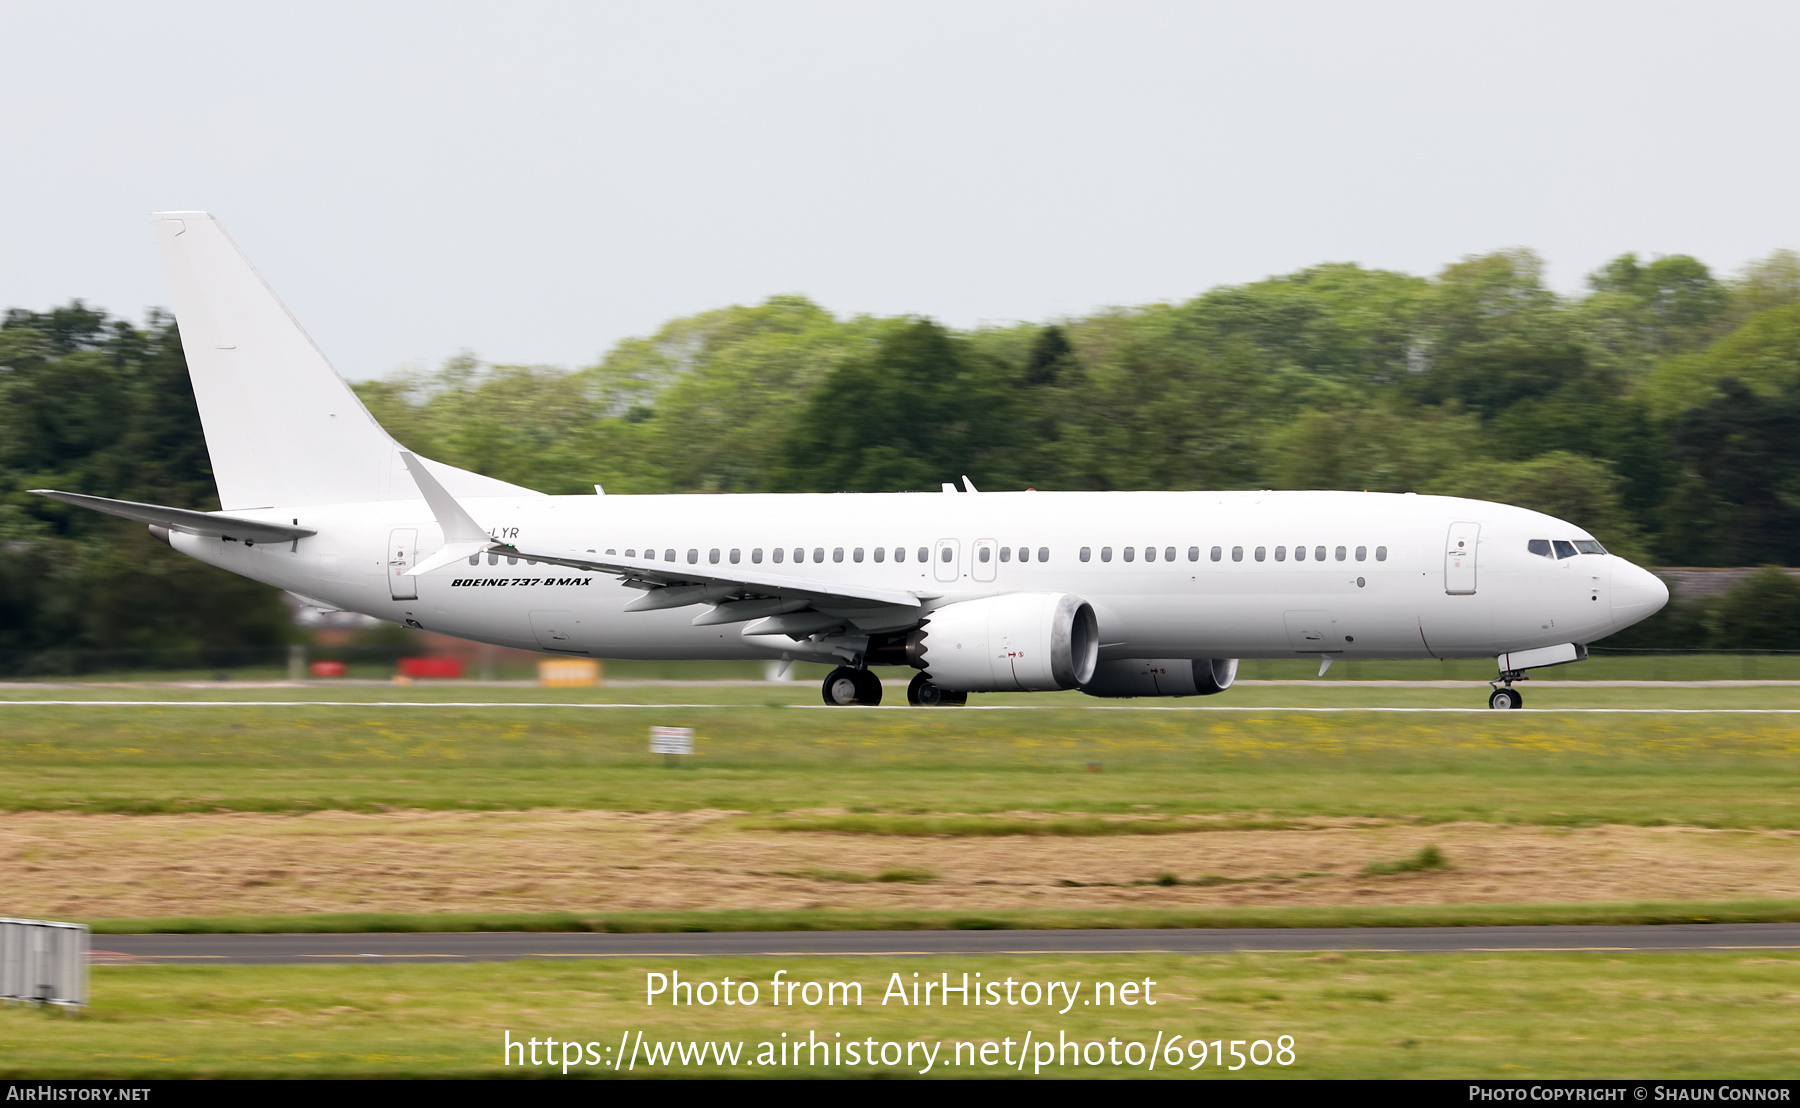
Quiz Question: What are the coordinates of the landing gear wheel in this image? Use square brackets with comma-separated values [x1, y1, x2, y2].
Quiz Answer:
[907, 672, 967, 707]
[853, 668, 883, 706]
[1489, 687, 1523, 710]
[823, 666, 881, 706]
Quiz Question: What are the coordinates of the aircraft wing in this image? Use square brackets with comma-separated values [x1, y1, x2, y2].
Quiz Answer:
[30, 490, 316, 544]
[394, 451, 930, 625]
[494, 542, 931, 614]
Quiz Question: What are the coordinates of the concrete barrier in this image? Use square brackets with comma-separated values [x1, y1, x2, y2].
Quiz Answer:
[0, 918, 87, 1009]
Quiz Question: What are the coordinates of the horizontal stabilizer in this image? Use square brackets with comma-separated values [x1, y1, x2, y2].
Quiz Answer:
[31, 490, 315, 544]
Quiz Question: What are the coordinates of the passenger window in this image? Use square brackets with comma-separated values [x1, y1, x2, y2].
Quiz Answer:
[1314, 546, 1326, 562]
[1335, 546, 1346, 561]
[873, 547, 885, 563]
[978, 547, 991, 563]
[1080, 547, 1092, 562]
[1575, 540, 1606, 555]
[772, 548, 784, 563]
[1122, 547, 1134, 562]
[832, 547, 843, 563]
[1255, 546, 1266, 562]
[686, 549, 698, 564]
[1038, 547, 1049, 562]
[730, 549, 741, 564]
[999, 547, 1011, 562]
[1355, 546, 1366, 561]
[665, 549, 677, 562]
[1553, 540, 1578, 559]
[918, 547, 929, 563]
[1295, 546, 1306, 562]
[893, 547, 904, 563]
[794, 548, 805, 563]
[853, 547, 864, 563]
[507, 556, 518, 566]
[1275, 546, 1286, 561]
[467, 554, 479, 565]
[939, 546, 952, 563]
[751, 548, 763, 564]
[814, 548, 825, 563]
[487, 553, 498, 565]
[1165, 547, 1176, 562]
[1015, 547, 1027, 563]
[709, 548, 720, 564]
[1210, 546, 1221, 561]
[625, 549, 635, 558]
[1143, 546, 1155, 562]
[1528, 539, 1552, 558]
[1101, 546, 1113, 562]
[1232, 545, 1243, 562]
[1188, 546, 1200, 562]
[1376, 546, 1387, 561]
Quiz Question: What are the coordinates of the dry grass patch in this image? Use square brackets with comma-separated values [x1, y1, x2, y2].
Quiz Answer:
[6, 810, 1800, 921]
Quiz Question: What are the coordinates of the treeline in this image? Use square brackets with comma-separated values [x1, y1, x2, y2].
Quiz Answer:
[0, 305, 292, 670]
[5, 248, 1800, 667]
[360, 248, 1800, 568]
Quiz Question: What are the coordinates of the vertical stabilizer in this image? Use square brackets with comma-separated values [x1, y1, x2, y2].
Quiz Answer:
[151, 212, 537, 509]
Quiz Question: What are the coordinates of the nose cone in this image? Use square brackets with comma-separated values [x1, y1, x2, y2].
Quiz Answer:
[1610, 560, 1670, 630]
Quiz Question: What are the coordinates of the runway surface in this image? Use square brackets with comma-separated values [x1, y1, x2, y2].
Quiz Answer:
[89, 924, 1800, 964]
[9, 700, 1800, 713]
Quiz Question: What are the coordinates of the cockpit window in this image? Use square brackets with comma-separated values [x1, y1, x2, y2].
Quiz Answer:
[1552, 540, 1578, 559]
[1528, 539, 1552, 558]
[1575, 540, 1607, 555]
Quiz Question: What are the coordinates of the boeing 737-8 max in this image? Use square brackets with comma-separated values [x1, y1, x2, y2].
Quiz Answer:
[33, 213, 1670, 709]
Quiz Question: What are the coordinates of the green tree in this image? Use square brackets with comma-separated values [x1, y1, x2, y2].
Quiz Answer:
[775, 319, 1023, 492]
[1660, 378, 1800, 565]
[1707, 567, 1800, 650]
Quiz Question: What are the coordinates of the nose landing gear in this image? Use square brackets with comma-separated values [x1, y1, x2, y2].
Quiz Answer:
[1488, 668, 1527, 709]
[821, 665, 883, 706]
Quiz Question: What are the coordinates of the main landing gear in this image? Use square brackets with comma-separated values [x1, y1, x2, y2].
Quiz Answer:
[821, 666, 883, 706]
[1488, 669, 1526, 710]
[906, 671, 966, 707]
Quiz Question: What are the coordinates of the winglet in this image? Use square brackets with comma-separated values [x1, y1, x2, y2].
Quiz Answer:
[400, 451, 495, 576]
[400, 452, 488, 543]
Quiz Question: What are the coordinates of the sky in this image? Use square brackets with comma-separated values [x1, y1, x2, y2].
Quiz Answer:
[3, 1, 1798, 380]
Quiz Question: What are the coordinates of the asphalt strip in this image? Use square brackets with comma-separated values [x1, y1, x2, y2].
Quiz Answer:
[89, 924, 1800, 964]
[4, 701, 1798, 713]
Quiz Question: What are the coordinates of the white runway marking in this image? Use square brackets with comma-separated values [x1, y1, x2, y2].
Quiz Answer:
[2, 701, 1798, 714]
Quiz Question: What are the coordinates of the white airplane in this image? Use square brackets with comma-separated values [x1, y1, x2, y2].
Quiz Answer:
[34, 212, 1669, 709]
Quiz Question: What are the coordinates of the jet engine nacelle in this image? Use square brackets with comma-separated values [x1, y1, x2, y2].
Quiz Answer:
[1081, 657, 1239, 698]
[910, 592, 1099, 693]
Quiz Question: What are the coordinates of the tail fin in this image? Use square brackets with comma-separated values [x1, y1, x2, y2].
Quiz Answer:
[152, 212, 538, 510]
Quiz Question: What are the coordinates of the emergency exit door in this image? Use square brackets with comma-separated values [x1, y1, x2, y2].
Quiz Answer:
[388, 528, 418, 600]
[1445, 521, 1480, 595]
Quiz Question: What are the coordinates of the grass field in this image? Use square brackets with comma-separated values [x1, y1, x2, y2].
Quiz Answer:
[4, 681, 1798, 1078]
[2, 687, 1799, 829]
[6, 953, 1800, 1078]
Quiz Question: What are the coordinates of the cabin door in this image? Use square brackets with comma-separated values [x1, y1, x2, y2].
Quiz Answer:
[1445, 521, 1480, 595]
[387, 528, 418, 600]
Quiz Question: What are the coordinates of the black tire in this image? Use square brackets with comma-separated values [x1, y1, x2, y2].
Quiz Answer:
[852, 668, 883, 706]
[907, 672, 966, 706]
[1488, 687, 1522, 710]
[823, 666, 863, 706]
